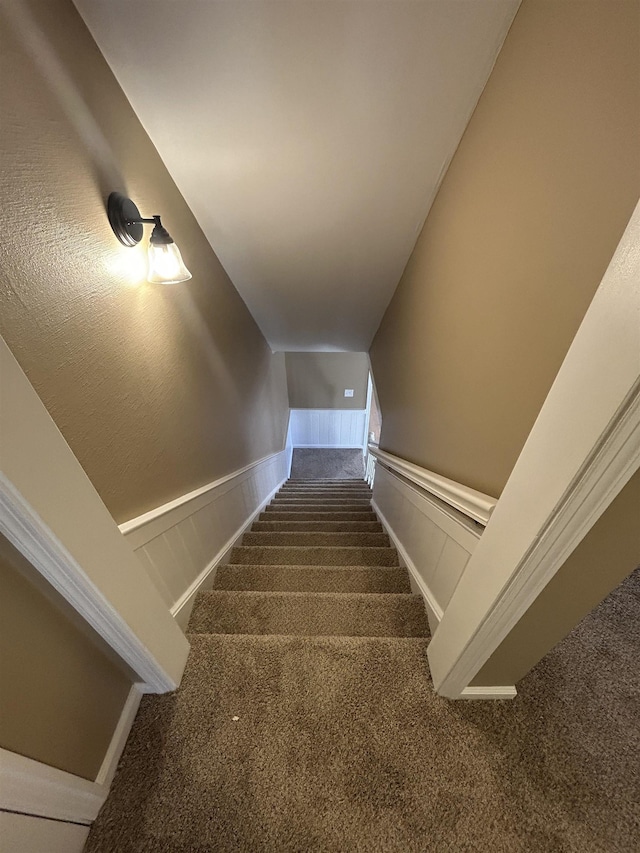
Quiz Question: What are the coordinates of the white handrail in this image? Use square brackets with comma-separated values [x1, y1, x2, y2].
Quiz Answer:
[367, 444, 497, 526]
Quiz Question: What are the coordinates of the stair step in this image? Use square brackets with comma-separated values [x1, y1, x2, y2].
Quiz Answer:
[264, 503, 373, 513]
[189, 590, 428, 637]
[279, 485, 372, 492]
[251, 520, 383, 532]
[286, 479, 367, 484]
[229, 545, 399, 566]
[214, 565, 411, 594]
[277, 491, 372, 499]
[271, 494, 371, 506]
[259, 510, 378, 522]
[243, 531, 389, 547]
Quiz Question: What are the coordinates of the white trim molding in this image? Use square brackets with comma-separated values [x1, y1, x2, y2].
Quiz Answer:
[367, 445, 497, 526]
[94, 684, 143, 787]
[0, 811, 90, 853]
[428, 200, 640, 699]
[460, 686, 517, 700]
[1, 682, 144, 829]
[0, 749, 106, 825]
[0, 336, 189, 694]
[0, 476, 180, 694]
[121, 427, 293, 628]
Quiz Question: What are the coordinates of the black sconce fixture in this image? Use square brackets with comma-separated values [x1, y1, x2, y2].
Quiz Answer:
[107, 192, 192, 284]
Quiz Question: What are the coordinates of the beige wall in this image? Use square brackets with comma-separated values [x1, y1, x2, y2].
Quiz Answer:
[369, 0, 640, 497]
[0, 0, 289, 524]
[0, 534, 134, 780]
[472, 469, 640, 687]
[285, 352, 369, 409]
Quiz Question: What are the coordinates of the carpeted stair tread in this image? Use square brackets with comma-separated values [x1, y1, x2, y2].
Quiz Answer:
[251, 520, 383, 532]
[229, 544, 399, 566]
[242, 531, 389, 547]
[259, 510, 378, 522]
[265, 503, 373, 513]
[188, 590, 428, 636]
[214, 564, 412, 593]
[276, 492, 372, 500]
[273, 492, 370, 504]
[277, 486, 370, 492]
[286, 478, 369, 483]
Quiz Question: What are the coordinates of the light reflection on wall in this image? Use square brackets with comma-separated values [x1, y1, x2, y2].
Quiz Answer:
[104, 247, 147, 288]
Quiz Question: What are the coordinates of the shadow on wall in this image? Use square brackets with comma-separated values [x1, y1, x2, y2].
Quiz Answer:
[1, 2, 124, 200]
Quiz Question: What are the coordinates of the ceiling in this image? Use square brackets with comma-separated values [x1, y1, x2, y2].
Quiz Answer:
[74, 0, 519, 352]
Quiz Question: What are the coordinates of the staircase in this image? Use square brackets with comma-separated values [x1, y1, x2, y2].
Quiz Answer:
[85, 478, 433, 852]
[189, 478, 429, 637]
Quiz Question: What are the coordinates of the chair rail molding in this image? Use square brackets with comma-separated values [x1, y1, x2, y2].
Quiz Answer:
[120, 419, 294, 628]
[428, 200, 640, 698]
[367, 445, 497, 526]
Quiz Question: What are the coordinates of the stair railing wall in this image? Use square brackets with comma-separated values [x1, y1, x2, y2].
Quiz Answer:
[366, 444, 492, 634]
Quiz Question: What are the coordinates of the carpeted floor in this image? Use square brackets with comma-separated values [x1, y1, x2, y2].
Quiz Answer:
[290, 448, 365, 479]
[85, 484, 640, 853]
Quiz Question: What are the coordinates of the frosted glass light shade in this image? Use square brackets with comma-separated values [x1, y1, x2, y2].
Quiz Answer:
[147, 242, 192, 284]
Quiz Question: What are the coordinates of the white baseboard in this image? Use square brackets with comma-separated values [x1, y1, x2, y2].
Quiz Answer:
[170, 479, 285, 628]
[1, 682, 146, 829]
[0, 811, 90, 853]
[460, 686, 517, 699]
[94, 683, 143, 787]
[0, 748, 106, 825]
[372, 499, 443, 629]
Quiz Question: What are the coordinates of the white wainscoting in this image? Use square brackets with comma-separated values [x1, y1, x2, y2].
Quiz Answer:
[372, 463, 482, 630]
[120, 439, 293, 628]
[289, 409, 367, 448]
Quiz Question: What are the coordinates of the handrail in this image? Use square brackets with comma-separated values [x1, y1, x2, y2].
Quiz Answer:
[367, 444, 497, 526]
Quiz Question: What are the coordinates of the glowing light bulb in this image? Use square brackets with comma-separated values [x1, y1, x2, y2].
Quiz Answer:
[147, 241, 191, 285]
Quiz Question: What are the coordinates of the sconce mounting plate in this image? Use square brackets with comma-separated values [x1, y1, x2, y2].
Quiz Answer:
[108, 192, 144, 247]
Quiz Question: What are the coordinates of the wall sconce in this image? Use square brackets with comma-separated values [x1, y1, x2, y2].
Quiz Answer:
[107, 192, 192, 284]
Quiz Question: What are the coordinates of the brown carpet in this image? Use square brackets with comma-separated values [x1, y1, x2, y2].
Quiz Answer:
[85, 485, 640, 853]
[290, 449, 365, 479]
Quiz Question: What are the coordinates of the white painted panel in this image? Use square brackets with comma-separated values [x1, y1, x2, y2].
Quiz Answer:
[372, 464, 479, 623]
[289, 409, 366, 448]
[133, 548, 174, 609]
[120, 445, 291, 621]
[431, 537, 470, 610]
[0, 812, 90, 853]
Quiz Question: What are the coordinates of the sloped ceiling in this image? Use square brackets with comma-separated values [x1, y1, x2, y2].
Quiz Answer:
[74, 0, 519, 351]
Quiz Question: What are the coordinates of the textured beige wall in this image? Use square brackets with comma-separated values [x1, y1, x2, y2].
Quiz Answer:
[0, 534, 134, 780]
[369, 0, 640, 497]
[285, 352, 369, 409]
[472, 469, 640, 687]
[0, 0, 289, 524]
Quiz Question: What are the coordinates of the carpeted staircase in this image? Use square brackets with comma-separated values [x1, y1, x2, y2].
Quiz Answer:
[85, 479, 435, 852]
[189, 479, 428, 639]
[85, 480, 640, 852]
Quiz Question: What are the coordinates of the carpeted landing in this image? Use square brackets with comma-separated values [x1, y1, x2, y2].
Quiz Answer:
[85, 483, 640, 853]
